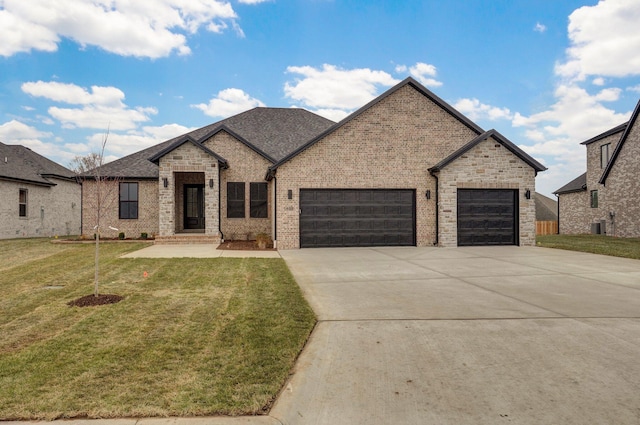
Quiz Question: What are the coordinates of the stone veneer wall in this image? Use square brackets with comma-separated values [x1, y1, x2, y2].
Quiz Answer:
[1, 177, 81, 239]
[81, 179, 158, 238]
[597, 118, 640, 237]
[274, 84, 479, 249]
[557, 190, 589, 234]
[435, 136, 537, 246]
[203, 131, 272, 241]
[157, 143, 220, 238]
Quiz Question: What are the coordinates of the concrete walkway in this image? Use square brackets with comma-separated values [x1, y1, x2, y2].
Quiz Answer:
[272, 246, 640, 424]
[120, 244, 281, 258]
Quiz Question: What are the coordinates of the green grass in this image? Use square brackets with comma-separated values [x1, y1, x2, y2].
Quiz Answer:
[536, 234, 640, 260]
[0, 239, 316, 420]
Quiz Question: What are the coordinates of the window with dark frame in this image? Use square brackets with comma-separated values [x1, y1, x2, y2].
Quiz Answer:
[119, 182, 139, 219]
[250, 182, 268, 218]
[600, 143, 611, 168]
[19, 189, 27, 217]
[590, 190, 598, 208]
[227, 182, 245, 218]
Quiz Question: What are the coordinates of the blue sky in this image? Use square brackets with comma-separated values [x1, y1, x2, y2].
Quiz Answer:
[1, 0, 640, 197]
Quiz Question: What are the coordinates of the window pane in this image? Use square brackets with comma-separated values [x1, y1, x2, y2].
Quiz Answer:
[227, 182, 245, 218]
[250, 182, 268, 218]
[19, 204, 26, 217]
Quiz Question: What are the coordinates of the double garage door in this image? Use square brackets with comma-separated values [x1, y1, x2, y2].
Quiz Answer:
[298, 188, 518, 248]
[300, 189, 415, 248]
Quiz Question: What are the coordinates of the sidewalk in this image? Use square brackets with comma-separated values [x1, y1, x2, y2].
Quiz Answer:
[119, 244, 281, 259]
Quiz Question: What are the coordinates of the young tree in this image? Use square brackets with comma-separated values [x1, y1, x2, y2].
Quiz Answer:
[70, 130, 121, 297]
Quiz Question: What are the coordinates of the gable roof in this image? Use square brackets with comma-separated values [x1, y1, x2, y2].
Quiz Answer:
[428, 129, 547, 174]
[554, 172, 586, 195]
[599, 98, 640, 185]
[267, 77, 486, 177]
[94, 108, 335, 178]
[580, 122, 627, 145]
[534, 192, 558, 221]
[0, 142, 76, 186]
[149, 135, 229, 167]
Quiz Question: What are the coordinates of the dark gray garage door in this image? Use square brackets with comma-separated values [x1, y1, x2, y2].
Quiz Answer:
[457, 189, 518, 246]
[300, 189, 416, 248]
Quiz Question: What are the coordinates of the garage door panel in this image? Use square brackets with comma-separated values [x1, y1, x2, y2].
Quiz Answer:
[300, 189, 416, 248]
[457, 189, 517, 246]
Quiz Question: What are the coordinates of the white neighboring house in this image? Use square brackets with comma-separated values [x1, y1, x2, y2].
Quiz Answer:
[0, 142, 81, 239]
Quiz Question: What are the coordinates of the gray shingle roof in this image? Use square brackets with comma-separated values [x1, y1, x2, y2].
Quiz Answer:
[0, 142, 76, 185]
[580, 122, 627, 145]
[95, 107, 334, 179]
[554, 172, 586, 195]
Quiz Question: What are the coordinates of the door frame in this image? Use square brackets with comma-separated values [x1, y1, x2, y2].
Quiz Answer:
[183, 184, 205, 230]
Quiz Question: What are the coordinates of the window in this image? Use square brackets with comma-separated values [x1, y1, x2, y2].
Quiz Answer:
[19, 189, 27, 217]
[250, 182, 268, 218]
[600, 143, 611, 168]
[590, 190, 598, 208]
[227, 182, 245, 218]
[119, 182, 139, 219]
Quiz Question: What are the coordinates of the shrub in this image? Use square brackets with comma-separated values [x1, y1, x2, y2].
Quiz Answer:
[118, 232, 125, 240]
[141, 232, 148, 240]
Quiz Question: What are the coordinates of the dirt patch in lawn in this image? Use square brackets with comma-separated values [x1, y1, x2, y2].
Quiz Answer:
[68, 294, 124, 307]
[217, 240, 276, 250]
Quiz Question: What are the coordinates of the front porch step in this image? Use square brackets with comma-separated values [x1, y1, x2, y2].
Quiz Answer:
[154, 234, 221, 245]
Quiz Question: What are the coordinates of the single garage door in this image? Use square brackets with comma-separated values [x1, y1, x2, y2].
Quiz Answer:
[300, 189, 415, 248]
[457, 189, 518, 246]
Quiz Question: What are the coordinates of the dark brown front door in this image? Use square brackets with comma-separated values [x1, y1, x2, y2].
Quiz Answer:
[184, 185, 205, 230]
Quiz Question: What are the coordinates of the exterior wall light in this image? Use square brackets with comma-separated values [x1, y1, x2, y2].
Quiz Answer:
[163, 178, 168, 188]
[209, 179, 214, 188]
[525, 189, 531, 199]
[425, 190, 431, 200]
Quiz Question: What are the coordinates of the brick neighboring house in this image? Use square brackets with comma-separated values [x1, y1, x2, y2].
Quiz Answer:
[554, 98, 640, 237]
[82, 78, 546, 248]
[0, 142, 81, 239]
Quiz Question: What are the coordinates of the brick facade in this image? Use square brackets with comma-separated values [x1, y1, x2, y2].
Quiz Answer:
[157, 142, 220, 238]
[597, 119, 640, 237]
[273, 84, 538, 249]
[202, 131, 272, 241]
[81, 179, 158, 239]
[1, 177, 81, 239]
[558, 191, 589, 234]
[435, 136, 537, 246]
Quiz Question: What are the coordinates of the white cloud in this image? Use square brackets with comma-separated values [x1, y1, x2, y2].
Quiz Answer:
[534, 22, 547, 33]
[556, 0, 640, 81]
[284, 64, 399, 113]
[395, 62, 442, 87]
[192, 88, 265, 118]
[454, 98, 513, 122]
[22, 81, 157, 130]
[628, 84, 640, 94]
[0, 119, 52, 140]
[592, 77, 606, 86]
[0, 0, 238, 58]
[237, 0, 271, 4]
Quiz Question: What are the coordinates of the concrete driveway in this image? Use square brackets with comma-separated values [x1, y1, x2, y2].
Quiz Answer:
[272, 246, 640, 425]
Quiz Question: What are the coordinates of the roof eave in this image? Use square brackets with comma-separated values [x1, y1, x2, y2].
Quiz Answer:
[599, 98, 640, 185]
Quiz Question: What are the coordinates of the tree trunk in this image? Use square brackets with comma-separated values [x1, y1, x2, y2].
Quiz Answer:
[94, 230, 99, 297]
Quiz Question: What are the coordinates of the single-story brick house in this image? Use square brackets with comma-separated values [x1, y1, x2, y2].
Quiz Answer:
[82, 77, 546, 248]
[555, 98, 640, 237]
[0, 141, 81, 239]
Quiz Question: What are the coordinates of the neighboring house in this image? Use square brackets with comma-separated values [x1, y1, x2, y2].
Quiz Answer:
[555, 98, 640, 237]
[0, 142, 81, 239]
[82, 77, 546, 248]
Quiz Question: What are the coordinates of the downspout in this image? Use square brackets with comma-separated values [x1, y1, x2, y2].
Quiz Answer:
[431, 172, 439, 246]
[218, 167, 224, 242]
[273, 176, 277, 249]
[555, 193, 560, 235]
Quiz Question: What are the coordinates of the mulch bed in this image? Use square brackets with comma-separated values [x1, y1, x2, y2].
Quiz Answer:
[68, 294, 124, 307]
[217, 240, 276, 251]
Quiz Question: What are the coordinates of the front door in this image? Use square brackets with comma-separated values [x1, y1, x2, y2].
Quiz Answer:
[184, 184, 205, 230]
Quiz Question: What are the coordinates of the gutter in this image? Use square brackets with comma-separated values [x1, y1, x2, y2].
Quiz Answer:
[218, 170, 224, 242]
[433, 173, 439, 246]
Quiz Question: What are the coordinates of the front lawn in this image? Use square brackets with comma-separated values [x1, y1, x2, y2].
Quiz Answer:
[0, 239, 315, 420]
[536, 234, 640, 260]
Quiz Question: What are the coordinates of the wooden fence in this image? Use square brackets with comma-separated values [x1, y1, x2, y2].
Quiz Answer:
[536, 220, 558, 235]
